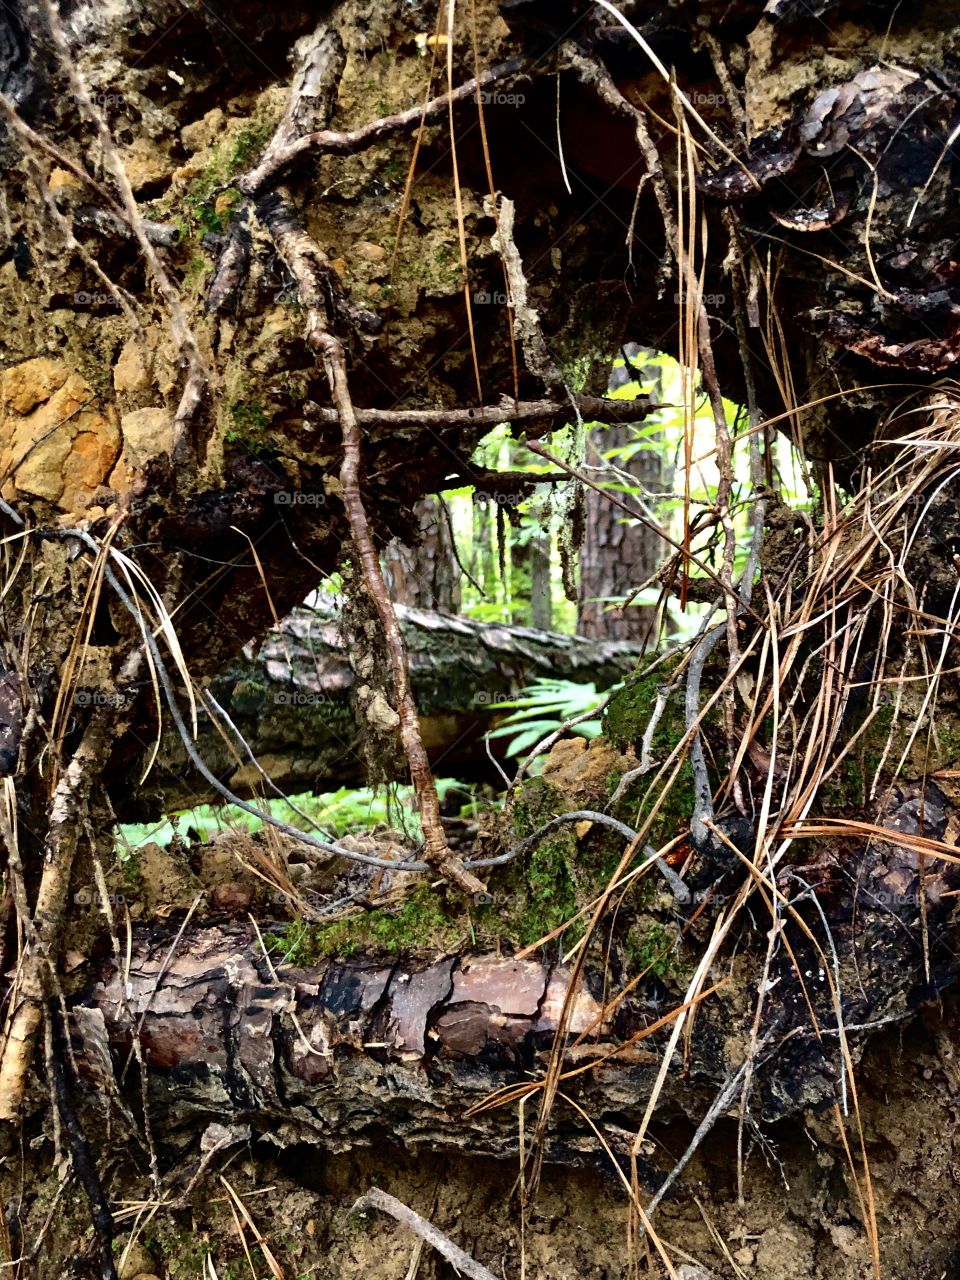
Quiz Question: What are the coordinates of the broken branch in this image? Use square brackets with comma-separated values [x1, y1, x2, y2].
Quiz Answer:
[352, 1187, 498, 1280]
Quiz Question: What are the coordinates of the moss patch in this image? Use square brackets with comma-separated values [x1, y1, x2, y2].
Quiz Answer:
[269, 885, 463, 962]
[602, 663, 697, 848]
[624, 919, 678, 979]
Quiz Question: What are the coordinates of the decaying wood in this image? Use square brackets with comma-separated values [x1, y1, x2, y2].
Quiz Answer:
[126, 602, 641, 816]
[66, 783, 960, 1164]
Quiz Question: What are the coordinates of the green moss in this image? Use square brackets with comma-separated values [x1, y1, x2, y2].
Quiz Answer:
[154, 1228, 208, 1280]
[178, 122, 269, 237]
[496, 776, 615, 950]
[226, 397, 271, 443]
[603, 663, 697, 847]
[183, 254, 209, 287]
[624, 919, 677, 978]
[603, 661, 681, 751]
[226, 1249, 265, 1280]
[513, 834, 579, 947]
[380, 154, 406, 184]
[118, 851, 143, 892]
[182, 170, 233, 235]
[270, 886, 462, 962]
[226, 122, 273, 173]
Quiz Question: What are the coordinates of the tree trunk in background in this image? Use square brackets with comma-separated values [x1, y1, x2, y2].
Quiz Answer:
[383, 498, 461, 614]
[530, 523, 552, 630]
[578, 351, 667, 644]
[510, 514, 552, 630]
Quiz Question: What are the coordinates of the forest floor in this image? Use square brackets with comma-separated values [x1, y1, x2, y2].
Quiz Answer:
[17, 807, 960, 1280]
[31, 1003, 959, 1280]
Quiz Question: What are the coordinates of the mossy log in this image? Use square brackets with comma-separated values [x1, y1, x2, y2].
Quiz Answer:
[116, 604, 641, 819]
[66, 773, 960, 1164]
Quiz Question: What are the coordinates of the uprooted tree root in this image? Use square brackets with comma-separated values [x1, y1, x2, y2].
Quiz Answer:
[4, 0, 960, 1277]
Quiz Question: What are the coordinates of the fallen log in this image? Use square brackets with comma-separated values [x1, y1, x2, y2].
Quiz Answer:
[68, 774, 960, 1168]
[72, 928, 664, 1164]
[117, 605, 641, 819]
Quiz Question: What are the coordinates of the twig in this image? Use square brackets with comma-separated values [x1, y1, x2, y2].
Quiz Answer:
[567, 45, 679, 285]
[324, 333, 486, 898]
[475, 809, 690, 902]
[72, 204, 180, 247]
[513, 688, 619, 785]
[352, 1187, 498, 1280]
[486, 194, 562, 390]
[305, 392, 655, 432]
[685, 626, 724, 854]
[643, 1029, 775, 1224]
[525, 441, 760, 621]
[237, 59, 523, 196]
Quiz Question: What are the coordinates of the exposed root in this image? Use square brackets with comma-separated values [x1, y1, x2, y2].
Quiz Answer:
[246, 25, 487, 898]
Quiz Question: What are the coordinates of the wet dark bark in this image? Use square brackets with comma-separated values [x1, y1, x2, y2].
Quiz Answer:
[68, 787, 960, 1157]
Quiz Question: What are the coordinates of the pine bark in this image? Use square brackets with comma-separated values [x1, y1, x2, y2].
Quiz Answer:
[578, 353, 668, 644]
[383, 499, 462, 614]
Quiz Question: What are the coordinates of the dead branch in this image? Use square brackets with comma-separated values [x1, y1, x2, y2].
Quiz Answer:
[304, 392, 655, 433]
[0, 647, 144, 1120]
[49, 1003, 119, 1280]
[525, 441, 760, 621]
[352, 1187, 498, 1280]
[324, 334, 487, 898]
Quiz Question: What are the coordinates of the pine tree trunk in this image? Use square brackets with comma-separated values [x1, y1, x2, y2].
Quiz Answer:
[383, 499, 462, 614]
[578, 352, 668, 644]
